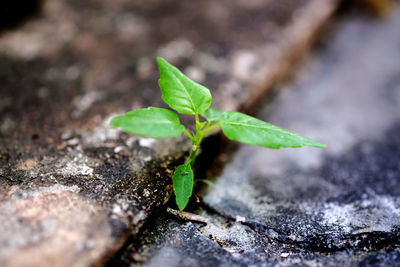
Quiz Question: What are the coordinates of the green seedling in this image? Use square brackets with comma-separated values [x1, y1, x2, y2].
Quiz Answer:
[110, 57, 326, 210]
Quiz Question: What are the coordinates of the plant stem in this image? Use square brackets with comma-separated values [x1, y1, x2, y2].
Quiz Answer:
[183, 128, 194, 141]
[203, 123, 220, 132]
[185, 131, 202, 166]
[195, 113, 200, 129]
[185, 116, 220, 167]
[185, 113, 203, 166]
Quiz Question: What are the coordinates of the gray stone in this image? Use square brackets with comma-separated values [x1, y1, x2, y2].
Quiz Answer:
[116, 5, 400, 266]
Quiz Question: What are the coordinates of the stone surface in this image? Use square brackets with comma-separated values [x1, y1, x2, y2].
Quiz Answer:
[113, 5, 400, 266]
[0, 0, 338, 266]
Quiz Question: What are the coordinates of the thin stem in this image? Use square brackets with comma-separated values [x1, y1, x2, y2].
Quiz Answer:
[185, 115, 218, 168]
[202, 121, 211, 131]
[183, 128, 194, 141]
[203, 123, 220, 133]
[195, 113, 200, 130]
[185, 147, 198, 166]
[197, 131, 205, 146]
[185, 113, 202, 166]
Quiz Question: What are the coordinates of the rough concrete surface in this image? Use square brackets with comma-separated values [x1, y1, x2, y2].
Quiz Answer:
[113, 4, 400, 267]
[0, 0, 339, 266]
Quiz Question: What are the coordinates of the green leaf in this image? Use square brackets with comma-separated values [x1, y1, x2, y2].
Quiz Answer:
[201, 107, 224, 122]
[157, 57, 212, 115]
[110, 107, 185, 138]
[173, 164, 194, 210]
[219, 111, 326, 149]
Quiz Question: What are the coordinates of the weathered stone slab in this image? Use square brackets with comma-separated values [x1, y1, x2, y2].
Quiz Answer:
[114, 5, 400, 266]
[0, 0, 338, 266]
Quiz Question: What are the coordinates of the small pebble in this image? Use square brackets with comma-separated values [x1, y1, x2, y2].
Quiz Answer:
[139, 138, 155, 148]
[235, 215, 246, 223]
[280, 252, 290, 258]
[67, 138, 80, 145]
[114, 146, 125, 153]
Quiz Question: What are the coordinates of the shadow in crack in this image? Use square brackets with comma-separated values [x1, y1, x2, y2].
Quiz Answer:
[0, 0, 43, 32]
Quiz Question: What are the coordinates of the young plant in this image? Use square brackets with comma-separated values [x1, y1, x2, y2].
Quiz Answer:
[110, 57, 326, 211]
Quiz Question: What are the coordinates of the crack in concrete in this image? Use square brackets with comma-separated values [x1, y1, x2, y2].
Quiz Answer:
[197, 200, 400, 254]
[243, 220, 400, 253]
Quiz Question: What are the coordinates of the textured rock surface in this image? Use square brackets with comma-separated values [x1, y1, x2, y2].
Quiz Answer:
[112, 5, 400, 266]
[0, 0, 338, 266]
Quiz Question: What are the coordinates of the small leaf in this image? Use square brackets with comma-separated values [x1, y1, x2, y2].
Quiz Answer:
[157, 57, 212, 115]
[201, 107, 224, 122]
[173, 164, 194, 210]
[110, 107, 184, 138]
[219, 111, 326, 149]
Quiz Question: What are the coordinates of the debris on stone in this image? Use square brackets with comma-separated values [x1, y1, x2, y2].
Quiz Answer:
[167, 207, 210, 224]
